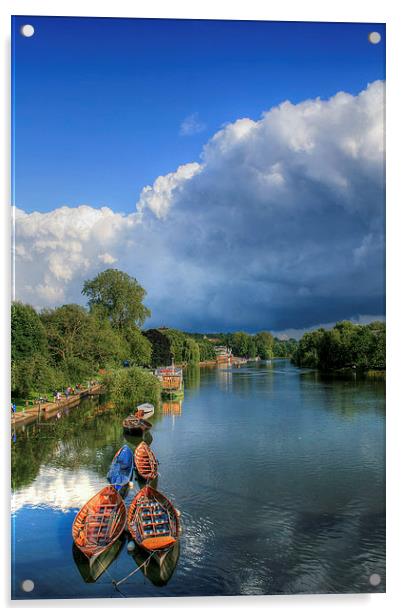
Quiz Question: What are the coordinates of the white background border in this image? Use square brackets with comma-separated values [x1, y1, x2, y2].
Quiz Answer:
[1, 1, 401, 614]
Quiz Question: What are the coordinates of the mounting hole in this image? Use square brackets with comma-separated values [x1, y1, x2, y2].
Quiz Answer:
[368, 32, 381, 45]
[369, 573, 381, 586]
[20, 24, 35, 38]
[21, 579, 34, 592]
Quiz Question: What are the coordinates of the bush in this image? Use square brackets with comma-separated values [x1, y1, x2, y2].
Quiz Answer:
[101, 366, 161, 410]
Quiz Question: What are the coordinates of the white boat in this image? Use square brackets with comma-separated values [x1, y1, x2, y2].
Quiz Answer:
[135, 403, 155, 419]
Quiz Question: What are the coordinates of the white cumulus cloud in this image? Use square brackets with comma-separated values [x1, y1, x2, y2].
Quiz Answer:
[14, 82, 385, 331]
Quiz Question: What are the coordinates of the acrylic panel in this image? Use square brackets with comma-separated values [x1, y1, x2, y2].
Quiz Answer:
[11, 16, 386, 600]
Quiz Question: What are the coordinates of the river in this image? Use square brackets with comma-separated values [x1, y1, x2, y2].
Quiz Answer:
[11, 360, 385, 599]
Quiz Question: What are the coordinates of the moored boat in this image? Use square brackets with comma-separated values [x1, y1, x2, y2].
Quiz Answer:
[107, 444, 134, 491]
[134, 402, 155, 420]
[126, 485, 180, 558]
[134, 441, 158, 481]
[123, 415, 152, 436]
[155, 364, 183, 398]
[72, 486, 126, 561]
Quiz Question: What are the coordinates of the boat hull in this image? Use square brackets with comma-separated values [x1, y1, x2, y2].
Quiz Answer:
[123, 416, 152, 436]
[134, 441, 158, 481]
[126, 485, 180, 556]
[107, 444, 134, 491]
[72, 486, 126, 560]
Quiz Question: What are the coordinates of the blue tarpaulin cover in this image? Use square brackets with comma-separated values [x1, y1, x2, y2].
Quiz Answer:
[107, 445, 133, 488]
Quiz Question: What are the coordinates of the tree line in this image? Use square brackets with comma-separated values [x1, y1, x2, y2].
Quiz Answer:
[291, 320, 385, 371]
[188, 331, 297, 360]
[11, 268, 385, 401]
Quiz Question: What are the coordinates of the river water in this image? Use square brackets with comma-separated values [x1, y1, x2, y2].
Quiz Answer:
[11, 360, 385, 599]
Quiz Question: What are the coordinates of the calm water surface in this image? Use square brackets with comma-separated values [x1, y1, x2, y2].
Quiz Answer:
[11, 360, 385, 599]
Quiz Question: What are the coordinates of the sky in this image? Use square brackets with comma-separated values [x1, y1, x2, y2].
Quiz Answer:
[12, 17, 386, 335]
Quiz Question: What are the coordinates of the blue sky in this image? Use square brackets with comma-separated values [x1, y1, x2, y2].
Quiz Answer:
[13, 17, 386, 333]
[13, 17, 385, 214]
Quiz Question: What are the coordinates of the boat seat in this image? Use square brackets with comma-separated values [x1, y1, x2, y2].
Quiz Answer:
[142, 536, 176, 550]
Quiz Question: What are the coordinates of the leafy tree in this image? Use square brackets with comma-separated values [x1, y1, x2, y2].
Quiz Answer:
[82, 269, 150, 330]
[255, 331, 274, 359]
[229, 332, 251, 357]
[197, 339, 216, 361]
[11, 302, 48, 362]
[102, 366, 161, 409]
[246, 337, 257, 359]
[41, 304, 93, 367]
[124, 326, 152, 366]
[292, 321, 386, 371]
[183, 337, 200, 364]
[41, 303, 127, 381]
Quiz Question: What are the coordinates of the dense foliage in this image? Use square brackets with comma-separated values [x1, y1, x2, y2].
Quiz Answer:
[82, 268, 151, 330]
[11, 269, 385, 402]
[292, 321, 386, 371]
[101, 366, 161, 409]
[11, 270, 153, 398]
[144, 328, 201, 367]
[191, 331, 296, 359]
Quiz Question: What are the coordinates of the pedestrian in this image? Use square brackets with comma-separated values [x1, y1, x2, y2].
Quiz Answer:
[11, 403, 16, 415]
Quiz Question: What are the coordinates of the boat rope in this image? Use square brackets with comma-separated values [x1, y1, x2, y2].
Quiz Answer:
[112, 551, 156, 587]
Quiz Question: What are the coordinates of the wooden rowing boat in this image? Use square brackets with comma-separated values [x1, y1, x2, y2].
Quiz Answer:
[72, 486, 126, 560]
[122, 415, 152, 436]
[126, 485, 180, 556]
[134, 441, 158, 481]
[134, 403, 155, 420]
[107, 444, 134, 491]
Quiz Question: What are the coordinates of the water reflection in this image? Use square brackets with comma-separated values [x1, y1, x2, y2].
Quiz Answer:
[216, 363, 233, 392]
[162, 400, 182, 416]
[132, 541, 180, 587]
[185, 365, 200, 390]
[300, 370, 385, 418]
[73, 537, 125, 583]
[11, 360, 385, 598]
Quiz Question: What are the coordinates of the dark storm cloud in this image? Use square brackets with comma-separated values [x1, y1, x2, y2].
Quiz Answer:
[15, 82, 385, 332]
[136, 81, 385, 331]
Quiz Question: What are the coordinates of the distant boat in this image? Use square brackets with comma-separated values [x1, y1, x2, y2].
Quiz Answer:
[72, 486, 126, 561]
[123, 415, 152, 436]
[107, 444, 134, 492]
[134, 403, 155, 420]
[155, 364, 183, 398]
[134, 441, 158, 481]
[126, 485, 180, 560]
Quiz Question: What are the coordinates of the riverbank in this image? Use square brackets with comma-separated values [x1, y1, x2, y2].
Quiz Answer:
[11, 384, 103, 430]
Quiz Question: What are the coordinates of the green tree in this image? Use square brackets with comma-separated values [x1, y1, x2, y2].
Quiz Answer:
[229, 332, 251, 357]
[11, 302, 47, 362]
[82, 268, 151, 330]
[183, 337, 201, 364]
[102, 366, 161, 409]
[197, 339, 216, 361]
[255, 331, 274, 359]
[124, 326, 152, 366]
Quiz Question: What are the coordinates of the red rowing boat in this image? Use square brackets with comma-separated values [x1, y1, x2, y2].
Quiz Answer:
[72, 486, 126, 560]
[127, 485, 180, 556]
[134, 441, 158, 481]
